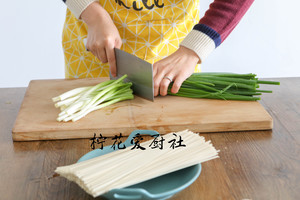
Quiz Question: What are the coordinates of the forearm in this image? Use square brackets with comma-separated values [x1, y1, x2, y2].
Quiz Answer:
[181, 0, 254, 63]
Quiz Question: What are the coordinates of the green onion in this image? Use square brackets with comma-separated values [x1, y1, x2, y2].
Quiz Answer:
[53, 75, 134, 122]
[168, 73, 279, 101]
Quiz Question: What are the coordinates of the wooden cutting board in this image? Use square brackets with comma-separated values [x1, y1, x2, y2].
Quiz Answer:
[12, 78, 273, 141]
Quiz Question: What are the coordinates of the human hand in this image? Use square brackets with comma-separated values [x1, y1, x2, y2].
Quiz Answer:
[80, 2, 122, 77]
[153, 46, 200, 96]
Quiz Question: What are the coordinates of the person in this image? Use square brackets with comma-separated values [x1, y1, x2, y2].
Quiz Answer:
[61, 0, 254, 96]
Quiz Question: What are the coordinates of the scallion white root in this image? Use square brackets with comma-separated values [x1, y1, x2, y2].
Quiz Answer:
[52, 87, 89, 102]
[52, 75, 133, 122]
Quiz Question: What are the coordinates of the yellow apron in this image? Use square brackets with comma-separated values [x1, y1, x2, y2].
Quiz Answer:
[62, 0, 200, 78]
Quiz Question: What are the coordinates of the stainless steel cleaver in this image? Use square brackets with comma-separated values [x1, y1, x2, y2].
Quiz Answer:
[110, 48, 154, 101]
[83, 39, 154, 101]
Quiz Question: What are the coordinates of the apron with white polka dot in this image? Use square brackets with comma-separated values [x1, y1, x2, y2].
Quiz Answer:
[62, 0, 200, 78]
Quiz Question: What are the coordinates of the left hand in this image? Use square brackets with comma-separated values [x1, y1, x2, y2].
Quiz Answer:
[153, 46, 200, 96]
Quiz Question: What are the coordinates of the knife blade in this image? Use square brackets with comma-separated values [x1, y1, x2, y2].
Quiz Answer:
[110, 48, 154, 101]
[83, 39, 154, 101]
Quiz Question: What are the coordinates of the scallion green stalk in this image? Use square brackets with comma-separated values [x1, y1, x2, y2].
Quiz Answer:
[168, 73, 279, 101]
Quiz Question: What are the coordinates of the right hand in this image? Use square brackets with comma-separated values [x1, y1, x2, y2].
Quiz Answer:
[80, 2, 122, 77]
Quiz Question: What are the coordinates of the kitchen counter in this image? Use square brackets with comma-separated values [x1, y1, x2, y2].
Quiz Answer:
[0, 77, 299, 200]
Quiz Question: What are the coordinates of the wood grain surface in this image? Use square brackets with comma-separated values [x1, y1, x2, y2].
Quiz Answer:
[12, 78, 272, 141]
[1, 77, 300, 200]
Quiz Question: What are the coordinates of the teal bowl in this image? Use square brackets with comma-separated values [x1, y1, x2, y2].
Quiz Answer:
[78, 130, 201, 200]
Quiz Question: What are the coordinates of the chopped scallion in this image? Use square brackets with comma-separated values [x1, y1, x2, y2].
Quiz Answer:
[53, 75, 133, 122]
